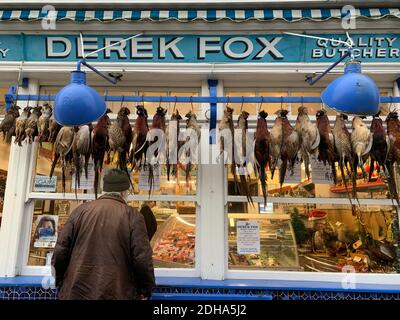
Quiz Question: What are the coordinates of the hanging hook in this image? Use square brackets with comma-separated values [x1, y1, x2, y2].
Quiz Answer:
[240, 96, 244, 113]
[259, 96, 264, 113]
[226, 96, 230, 109]
[280, 96, 283, 111]
[27, 94, 31, 109]
[172, 96, 177, 113]
[120, 95, 125, 109]
[190, 96, 194, 112]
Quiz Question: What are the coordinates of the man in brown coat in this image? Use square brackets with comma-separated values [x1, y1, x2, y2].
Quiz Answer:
[52, 168, 155, 300]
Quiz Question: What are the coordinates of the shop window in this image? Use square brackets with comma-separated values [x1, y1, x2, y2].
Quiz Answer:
[146, 200, 196, 268]
[0, 139, 10, 229]
[27, 199, 196, 269]
[33, 142, 198, 196]
[0, 88, 7, 115]
[227, 202, 399, 273]
[28, 200, 85, 266]
[227, 156, 393, 200]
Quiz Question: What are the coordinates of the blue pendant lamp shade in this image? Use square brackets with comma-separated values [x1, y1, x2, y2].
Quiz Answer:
[321, 60, 380, 116]
[54, 71, 107, 126]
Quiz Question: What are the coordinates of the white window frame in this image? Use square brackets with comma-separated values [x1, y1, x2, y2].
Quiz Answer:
[12, 84, 206, 279]
[0, 71, 399, 290]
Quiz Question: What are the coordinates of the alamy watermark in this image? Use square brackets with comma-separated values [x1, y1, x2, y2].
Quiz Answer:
[41, 5, 57, 30]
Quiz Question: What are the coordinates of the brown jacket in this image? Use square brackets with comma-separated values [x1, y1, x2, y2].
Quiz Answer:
[51, 194, 155, 300]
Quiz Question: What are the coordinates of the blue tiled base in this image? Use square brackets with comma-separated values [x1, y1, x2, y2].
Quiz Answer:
[1, 277, 400, 300]
[1, 286, 400, 300]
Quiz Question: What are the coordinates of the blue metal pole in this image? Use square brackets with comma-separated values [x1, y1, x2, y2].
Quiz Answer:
[306, 49, 352, 86]
[208, 80, 218, 144]
[10, 94, 400, 104]
[80, 60, 117, 85]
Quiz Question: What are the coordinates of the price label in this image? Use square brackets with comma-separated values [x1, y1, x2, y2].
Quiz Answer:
[237, 220, 260, 255]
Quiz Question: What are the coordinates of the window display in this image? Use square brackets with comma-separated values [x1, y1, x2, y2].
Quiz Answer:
[228, 202, 399, 273]
[151, 214, 196, 268]
[28, 199, 197, 269]
[0, 139, 10, 228]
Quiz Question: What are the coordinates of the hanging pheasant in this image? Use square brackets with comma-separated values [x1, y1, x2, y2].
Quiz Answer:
[295, 106, 320, 180]
[50, 126, 75, 194]
[0, 104, 20, 143]
[93, 109, 111, 198]
[254, 110, 270, 206]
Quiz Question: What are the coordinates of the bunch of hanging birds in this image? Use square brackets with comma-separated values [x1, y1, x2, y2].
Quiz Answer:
[6, 101, 400, 207]
[40, 104, 199, 198]
[232, 105, 400, 207]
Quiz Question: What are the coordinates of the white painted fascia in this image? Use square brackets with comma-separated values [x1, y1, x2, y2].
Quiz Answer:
[0, 61, 399, 74]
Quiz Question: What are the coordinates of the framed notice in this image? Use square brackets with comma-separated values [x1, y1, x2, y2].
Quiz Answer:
[34, 176, 57, 192]
[236, 220, 260, 255]
[33, 215, 58, 248]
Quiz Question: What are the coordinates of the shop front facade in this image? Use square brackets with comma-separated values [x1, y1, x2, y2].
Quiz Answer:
[0, 1, 400, 300]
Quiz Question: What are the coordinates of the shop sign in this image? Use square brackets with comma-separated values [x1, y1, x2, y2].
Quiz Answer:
[236, 220, 260, 255]
[0, 33, 398, 63]
[34, 175, 57, 193]
[139, 164, 161, 191]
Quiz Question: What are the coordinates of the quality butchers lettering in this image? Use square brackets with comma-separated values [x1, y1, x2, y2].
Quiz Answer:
[312, 36, 399, 59]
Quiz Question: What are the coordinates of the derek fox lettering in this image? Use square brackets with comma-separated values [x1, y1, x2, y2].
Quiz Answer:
[45, 36, 284, 60]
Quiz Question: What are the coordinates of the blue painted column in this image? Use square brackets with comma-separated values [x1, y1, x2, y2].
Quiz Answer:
[208, 79, 218, 144]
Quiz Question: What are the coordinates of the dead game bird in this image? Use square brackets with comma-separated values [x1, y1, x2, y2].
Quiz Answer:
[0, 104, 20, 142]
[48, 113, 62, 144]
[316, 109, 338, 184]
[15, 106, 31, 146]
[235, 110, 253, 203]
[182, 110, 201, 191]
[295, 106, 320, 179]
[254, 110, 270, 206]
[50, 126, 75, 193]
[93, 109, 112, 198]
[166, 110, 183, 181]
[72, 125, 93, 193]
[219, 107, 239, 193]
[130, 105, 149, 169]
[270, 110, 300, 188]
[146, 106, 167, 194]
[38, 103, 52, 143]
[351, 116, 373, 179]
[25, 106, 42, 143]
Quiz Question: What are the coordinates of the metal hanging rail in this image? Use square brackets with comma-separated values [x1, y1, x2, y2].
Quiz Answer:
[8, 95, 400, 104]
